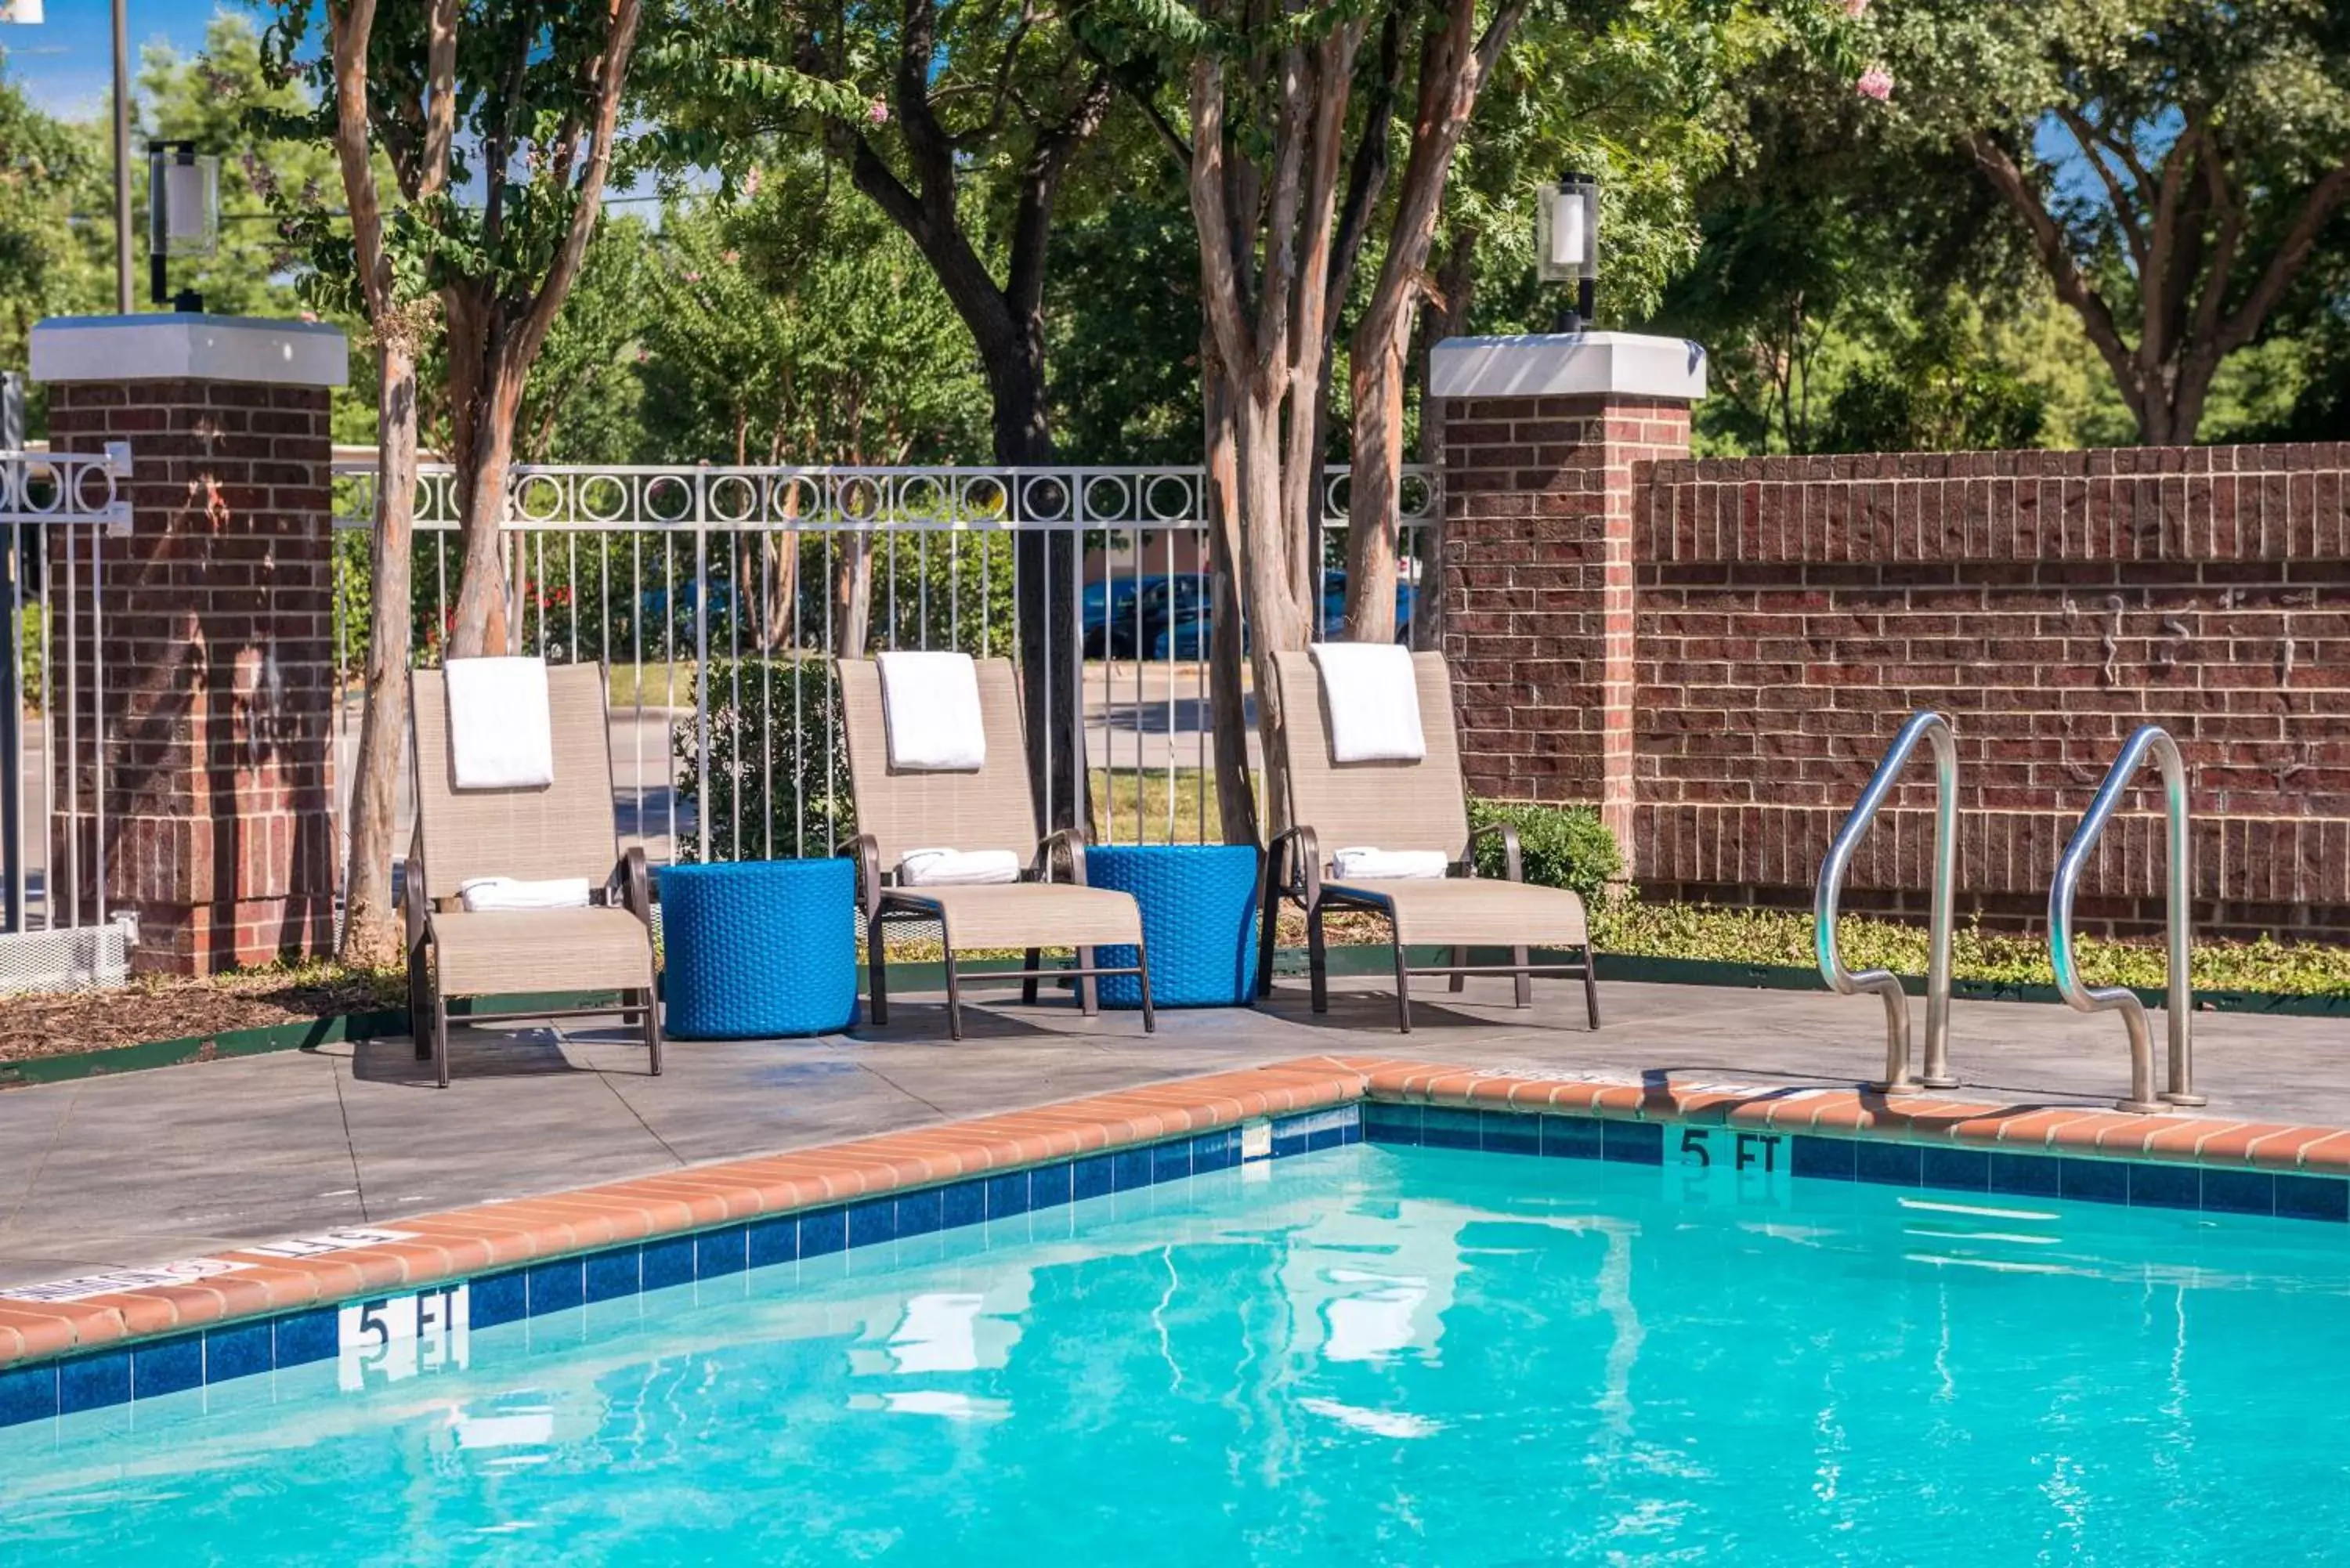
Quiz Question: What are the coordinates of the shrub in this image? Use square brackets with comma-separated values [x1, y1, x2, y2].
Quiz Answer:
[673, 657, 855, 862]
[1464, 798, 1626, 910]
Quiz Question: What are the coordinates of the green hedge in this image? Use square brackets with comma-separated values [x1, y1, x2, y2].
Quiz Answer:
[1465, 798, 1626, 909]
[673, 657, 854, 862]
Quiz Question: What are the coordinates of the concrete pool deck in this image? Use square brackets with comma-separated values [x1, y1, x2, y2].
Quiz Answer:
[2, 973, 2348, 1294]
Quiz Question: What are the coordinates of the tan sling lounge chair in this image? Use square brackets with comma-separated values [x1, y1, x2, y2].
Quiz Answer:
[1257, 649, 1600, 1033]
[838, 656, 1154, 1039]
[406, 662, 662, 1088]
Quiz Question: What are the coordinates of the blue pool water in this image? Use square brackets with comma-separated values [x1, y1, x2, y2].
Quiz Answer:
[6, 1140, 2350, 1563]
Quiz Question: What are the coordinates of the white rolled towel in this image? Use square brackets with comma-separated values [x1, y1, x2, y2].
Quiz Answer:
[898, 847, 1022, 887]
[1332, 847, 1451, 881]
[457, 876, 594, 912]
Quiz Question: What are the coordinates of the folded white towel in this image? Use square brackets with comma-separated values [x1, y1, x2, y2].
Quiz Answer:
[898, 847, 1023, 887]
[1332, 847, 1450, 881]
[1310, 642, 1426, 763]
[457, 876, 594, 912]
[877, 651, 986, 771]
[445, 656, 555, 789]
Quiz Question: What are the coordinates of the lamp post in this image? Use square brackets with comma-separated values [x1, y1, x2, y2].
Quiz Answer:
[1535, 172, 1600, 335]
[147, 141, 219, 313]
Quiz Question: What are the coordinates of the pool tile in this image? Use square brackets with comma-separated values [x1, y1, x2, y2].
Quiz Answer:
[2126, 1162, 2200, 1211]
[1071, 1154, 1115, 1201]
[1152, 1140, 1193, 1184]
[1191, 1128, 1239, 1173]
[273, 1309, 338, 1368]
[469, 1270, 528, 1328]
[526, 1259, 587, 1315]
[1030, 1162, 1073, 1209]
[895, 1190, 943, 1241]
[1479, 1111, 1541, 1156]
[1112, 1147, 1153, 1193]
[1540, 1115, 1605, 1161]
[696, 1227, 748, 1277]
[584, 1248, 643, 1304]
[0, 1364, 55, 1429]
[2275, 1174, 2349, 1223]
[847, 1198, 898, 1250]
[941, 1180, 985, 1232]
[1419, 1106, 1483, 1151]
[1601, 1120, 1663, 1166]
[747, 1216, 801, 1268]
[204, 1321, 273, 1382]
[1919, 1147, 1990, 1192]
[985, 1171, 1032, 1220]
[2059, 1158, 2129, 1207]
[642, 1236, 696, 1290]
[2200, 1169, 2275, 1216]
[1361, 1103, 1422, 1145]
[1791, 1135, 1856, 1181]
[799, 1208, 847, 1259]
[132, 1336, 204, 1401]
[57, 1350, 129, 1415]
[1987, 1151, 2063, 1198]
[1854, 1141, 1922, 1187]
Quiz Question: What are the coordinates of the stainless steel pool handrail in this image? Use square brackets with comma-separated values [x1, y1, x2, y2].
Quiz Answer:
[2048, 723, 2204, 1115]
[1815, 710, 1958, 1094]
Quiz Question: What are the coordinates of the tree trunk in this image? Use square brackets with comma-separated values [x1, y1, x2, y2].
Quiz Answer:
[1232, 382, 1313, 836]
[1410, 238, 1475, 652]
[446, 309, 520, 659]
[992, 339, 1084, 834]
[1342, 329, 1406, 642]
[338, 334, 420, 965]
[1199, 336, 1259, 847]
[833, 533, 873, 655]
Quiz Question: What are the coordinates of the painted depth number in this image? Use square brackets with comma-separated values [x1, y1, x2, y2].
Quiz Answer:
[338, 1284, 471, 1391]
[1668, 1127, 1790, 1207]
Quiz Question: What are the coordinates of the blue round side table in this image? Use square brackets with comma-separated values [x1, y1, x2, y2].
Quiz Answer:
[1083, 844, 1262, 1009]
[659, 858, 858, 1039]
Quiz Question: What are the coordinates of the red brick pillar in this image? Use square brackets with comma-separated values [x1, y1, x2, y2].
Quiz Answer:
[31, 316, 347, 974]
[1430, 333, 1702, 847]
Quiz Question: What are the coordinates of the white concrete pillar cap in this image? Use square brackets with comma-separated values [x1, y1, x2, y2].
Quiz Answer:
[31, 314, 349, 388]
[1429, 331, 1706, 403]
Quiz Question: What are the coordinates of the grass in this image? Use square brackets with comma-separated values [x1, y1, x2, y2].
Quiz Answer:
[1087, 766, 1249, 847]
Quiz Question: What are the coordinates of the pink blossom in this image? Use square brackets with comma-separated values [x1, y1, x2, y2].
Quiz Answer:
[1856, 64, 1894, 101]
[742, 165, 763, 198]
[722, 249, 740, 266]
[1842, 0, 1868, 16]
[867, 97, 890, 125]
[683, 269, 703, 283]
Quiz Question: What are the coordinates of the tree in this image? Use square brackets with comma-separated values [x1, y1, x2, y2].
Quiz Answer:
[1877, 0, 2350, 444]
[0, 56, 104, 378]
[660, 0, 1116, 827]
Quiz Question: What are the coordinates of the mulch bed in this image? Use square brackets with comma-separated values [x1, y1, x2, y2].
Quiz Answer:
[0, 966, 405, 1066]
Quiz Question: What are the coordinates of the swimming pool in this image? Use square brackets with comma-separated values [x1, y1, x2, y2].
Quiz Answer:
[7, 1121, 2348, 1563]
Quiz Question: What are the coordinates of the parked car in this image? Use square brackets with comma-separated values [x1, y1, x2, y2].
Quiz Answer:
[1082, 575, 1159, 657]
[1100, 574, 1208, 659]
[1153, 571, 1415, 659]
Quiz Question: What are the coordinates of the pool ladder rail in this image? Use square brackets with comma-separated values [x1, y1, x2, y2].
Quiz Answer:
[2048, 723, 2204, 1115]
[1815, 710, 1959, 1096]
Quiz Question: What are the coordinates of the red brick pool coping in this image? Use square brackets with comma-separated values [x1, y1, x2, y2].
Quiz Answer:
[9, 1054, 2350, 1370]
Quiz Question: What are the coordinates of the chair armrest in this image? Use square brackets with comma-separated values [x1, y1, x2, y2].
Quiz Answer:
[1464, 822, 1523, 882]
[1033, 826, 1090, 886]
[609, 846, 653, 925]
[403, 854, 428, 946]
[846, 835, 884, 917]
[1267, 825, 1321, 905]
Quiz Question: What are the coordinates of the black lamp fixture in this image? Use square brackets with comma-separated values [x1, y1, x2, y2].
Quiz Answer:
[147, 140, 219, 313]
[1535, 171, 1600, 334]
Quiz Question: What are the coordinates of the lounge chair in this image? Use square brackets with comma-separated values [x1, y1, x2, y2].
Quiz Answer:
[837, 656, 1154, 1039]
[1256, 648, 1600, 1033]
[407, 662, 662, 1087]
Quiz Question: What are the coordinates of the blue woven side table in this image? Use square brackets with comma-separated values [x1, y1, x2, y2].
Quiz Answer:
[1084, 844, 1261, 1009]
[659, 858, 858, 1039]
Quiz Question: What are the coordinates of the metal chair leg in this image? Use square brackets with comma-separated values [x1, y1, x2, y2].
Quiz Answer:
[1390, 936, 1413, 1034]
[1256, 866, 1281, 999]
[1307, 905, 1329, 1013]
[942, 950, 964, 1041]
[866, 909, 891, 1026]
[1513, 945, 1532, 1008]
[1076, 946, 1099, 1016]
[1448, 944, 1468, 995]
[1021, 948, 1041, 1006]
[434, 998, 450, 1089]
[410, 948, 432, 1061]
[1137, 946, 1157, 1034]
[1582, 944, 1602, 1030]
[642, 984, 665, 1075]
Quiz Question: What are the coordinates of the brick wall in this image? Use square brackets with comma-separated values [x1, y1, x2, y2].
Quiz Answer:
[1444, 412, 2350, 937]
[46, 378, 338, 972]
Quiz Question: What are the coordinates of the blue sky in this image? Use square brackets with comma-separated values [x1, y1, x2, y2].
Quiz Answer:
[4, 0, 255, 118]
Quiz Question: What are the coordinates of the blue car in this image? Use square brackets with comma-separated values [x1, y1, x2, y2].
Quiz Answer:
[1154, 572, 1415, 659]
[1083, 575, 1161, 656]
